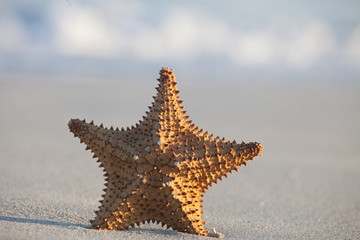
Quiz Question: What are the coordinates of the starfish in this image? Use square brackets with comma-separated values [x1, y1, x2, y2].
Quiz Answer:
[68, 67, 263, 237]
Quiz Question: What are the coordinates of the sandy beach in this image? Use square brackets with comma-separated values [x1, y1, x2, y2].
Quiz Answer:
[0, 76, 359, 239]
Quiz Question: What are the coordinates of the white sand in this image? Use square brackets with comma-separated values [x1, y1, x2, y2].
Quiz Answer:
[0, 76, 359, 239]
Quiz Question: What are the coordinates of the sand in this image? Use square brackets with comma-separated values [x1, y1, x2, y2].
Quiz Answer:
[0, 76, 359, 239]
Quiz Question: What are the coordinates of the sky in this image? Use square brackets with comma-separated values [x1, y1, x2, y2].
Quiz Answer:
[0, 0, 359, 82]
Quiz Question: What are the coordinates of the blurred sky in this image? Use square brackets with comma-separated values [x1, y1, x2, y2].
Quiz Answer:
[0, 0, 359, 83]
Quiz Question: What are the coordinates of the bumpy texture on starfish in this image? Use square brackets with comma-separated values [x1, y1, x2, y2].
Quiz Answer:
[68, 67, 263, 237]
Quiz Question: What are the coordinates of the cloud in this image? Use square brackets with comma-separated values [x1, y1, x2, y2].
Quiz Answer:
[344, 25, 360, 66]
[228, 21, 337, 68]
[53, 5, 120, 57]
[0, 11, 29, 52]
[0, 2, 351, 71]
[129, 10, 230, 61]
[130, 11, 200, 60]
[41, 3, 340, 68]
[229, 31, 277, 65]
[281, 21, 336, 68]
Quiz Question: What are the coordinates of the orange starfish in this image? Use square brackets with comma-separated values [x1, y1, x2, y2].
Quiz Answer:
[68, 67, 263, 237]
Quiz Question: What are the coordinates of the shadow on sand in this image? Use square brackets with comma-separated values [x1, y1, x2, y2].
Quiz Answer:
[128, 226, 179, 236]
[0, 216, 179, 236]
[0, 216, 89, 229]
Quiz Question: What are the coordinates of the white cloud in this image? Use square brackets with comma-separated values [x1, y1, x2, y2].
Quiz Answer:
[128, 8, 280, 65]
[53, 5, 120, 57]
[48, 4, 339, 68]
[126, 11, 337, 68]
[129, 10, 231, 61]
[281, 21, 336, 68]
[0, 2, 346, 70]
[130, 11, 200, 60]
[344, 25, 360, 66]
[229, 31, 277, 65]
[0, 12, 29, 51]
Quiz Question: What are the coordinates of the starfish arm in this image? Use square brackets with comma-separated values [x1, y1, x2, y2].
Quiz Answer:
[167, 178, 209, 236]
[69, 119, 149, 228]
[68, 118, 135, 167]
[179, 132, 263, 189]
